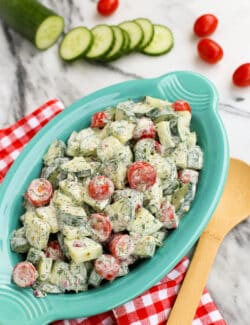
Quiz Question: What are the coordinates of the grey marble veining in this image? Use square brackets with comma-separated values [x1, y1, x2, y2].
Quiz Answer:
[0, 0, 250, 323]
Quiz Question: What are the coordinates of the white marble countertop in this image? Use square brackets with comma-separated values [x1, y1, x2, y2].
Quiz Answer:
[0, 0, 250, 323]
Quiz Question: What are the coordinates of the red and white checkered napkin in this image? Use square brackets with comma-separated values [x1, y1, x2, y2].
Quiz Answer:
[0, 99, 64, 182]
[0, 100, 227, 325]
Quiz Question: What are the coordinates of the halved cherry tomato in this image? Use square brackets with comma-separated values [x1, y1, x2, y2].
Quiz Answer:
[89, 213, 112, 242]
[197, 38, 223, 64]
[178, 169, 199, 184]
[94, 254, 120, 281]
[172, 100, 192, 113]
[194, 14, 218, 37]
[128, 161, 157, 192]
[109, 234, 134, 259]
[91, 111, 110, 128]
[232, 63, 250, 87]
[133, 118, 156, 140]
[25, 178, 53, 207]
[45, 241, 64, 260]
[88, 176, 114, 200]
[12, 261, 38, 287]
[159, 201, 179, 229]
[97, 0, 119, 16]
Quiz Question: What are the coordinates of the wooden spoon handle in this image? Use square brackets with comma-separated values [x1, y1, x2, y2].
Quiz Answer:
[167, 231, 221, 325]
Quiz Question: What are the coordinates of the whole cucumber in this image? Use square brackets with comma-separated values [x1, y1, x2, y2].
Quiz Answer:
[0, 0, 64, 50]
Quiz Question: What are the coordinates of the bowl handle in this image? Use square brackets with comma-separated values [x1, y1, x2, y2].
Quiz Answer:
[156, 71, 219, 113]
[0, 282, 53, 325]
[0, 238, 53, 325]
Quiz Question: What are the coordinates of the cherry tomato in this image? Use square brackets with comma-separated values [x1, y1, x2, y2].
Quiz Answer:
[128, 161, 157, 192]
[232, 63, 250, 87]
[25, 178, 53, 207]
[109, 234, 134, 259]
[45, 241, 64, 260]
[91, 111, 110, 128]
[194, 14, 218, 37]
[159, 201, 179, 229]
[12, 261, 38, 287]
[178, 169, 199, 184]
[94, 254, 120, 280]
[197, 38, 223, 64]
[89, 213, 112, 242]
[133, 118, 156, 140]
[172, 100, 192, 113]
[88, 176, 114, 200]
[97, 0, 119, 16]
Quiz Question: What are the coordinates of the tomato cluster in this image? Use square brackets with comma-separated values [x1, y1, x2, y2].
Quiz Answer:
[194, 14, 223, 64]
[194, 14, 249, 87]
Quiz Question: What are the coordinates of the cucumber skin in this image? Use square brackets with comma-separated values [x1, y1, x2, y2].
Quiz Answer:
[142, 42, 174, 56]
[0, 0, 64, 49]
[121, 29, 131, 53]
[101, 27, 126, 62]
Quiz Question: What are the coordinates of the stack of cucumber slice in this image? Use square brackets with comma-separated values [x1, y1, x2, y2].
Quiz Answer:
[59, 18, 174, 62]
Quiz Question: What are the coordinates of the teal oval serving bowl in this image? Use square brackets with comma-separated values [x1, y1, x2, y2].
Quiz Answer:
[0, 71, 229, 324]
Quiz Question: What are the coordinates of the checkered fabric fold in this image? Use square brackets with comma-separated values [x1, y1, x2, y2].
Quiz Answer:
[0, 99, 64, 182]
[0, 100, 227, 325]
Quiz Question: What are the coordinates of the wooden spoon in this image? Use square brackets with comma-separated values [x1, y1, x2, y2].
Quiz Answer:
[167, 158, 250, 325]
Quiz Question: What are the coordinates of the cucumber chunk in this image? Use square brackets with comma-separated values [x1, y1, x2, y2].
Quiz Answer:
[118, 21, 143, 51]
[86, 24, 114, 59]
[102, 26, 125, 61]
[10, 227, 30, 253]
[142, 24, 174, 56]
[37, 257, 53, 281]
[59, 27, 93, 61]
[64, 237, 103, 263]
[43, 140, 66, 166]
[88, 269, 102, 287]
[26, 247, 44, 265]
[134, 18, 154, 49]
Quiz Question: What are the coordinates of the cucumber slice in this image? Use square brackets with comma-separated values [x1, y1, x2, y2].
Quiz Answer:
[118, 21, 143, 51]
[102, 26, 125, 61]
[0, 0, 64, 50]
[122, 29, 130, 53]
[59, 27, 93, 61]
[134, 18, 154, 49]
[142, 24, 174, 56]
[86, 24, 114, 59]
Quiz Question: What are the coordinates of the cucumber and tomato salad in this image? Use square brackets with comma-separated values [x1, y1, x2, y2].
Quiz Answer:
[59, 18, 174, 62]
[11, 96, 203, 295]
